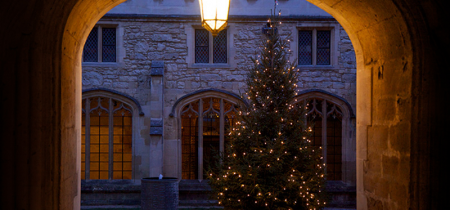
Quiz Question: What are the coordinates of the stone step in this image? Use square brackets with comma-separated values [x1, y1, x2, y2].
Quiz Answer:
[81, 205, 140, 210]
[178, 207, 224, 209]
[81, 180, 355, 208]
[178, 199, 219, 207]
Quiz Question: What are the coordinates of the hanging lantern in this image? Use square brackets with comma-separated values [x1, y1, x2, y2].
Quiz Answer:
[199, 0, 231, 36]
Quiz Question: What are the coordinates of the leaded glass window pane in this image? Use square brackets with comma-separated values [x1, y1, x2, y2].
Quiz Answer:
[113, 101, 133, 180]
[195, 29, 209, 63]
[181, 97, 239, 180]
[89, 97, 109, 180]
[298, 30, 312, 65]
[83, 27, 98, 62]
[102, 28, 116, 62]
[82, 96, 134, 180]
[181, 102, 199, 179]
[297, 98, 343, 181]
[81, 99, 86, 180]
[317, 30, 331, 65]
[213, 29, 227, 63]
[326, 116, 342, 180]
[202, 98, 221, 179]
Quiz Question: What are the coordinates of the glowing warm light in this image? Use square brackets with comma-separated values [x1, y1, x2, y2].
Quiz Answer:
[199, 0, 230, 36]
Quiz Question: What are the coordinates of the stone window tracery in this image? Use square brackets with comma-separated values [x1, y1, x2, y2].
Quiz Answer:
[82, 95, 134, 180]
[295, 96, 348, 181]
[180, 96, 238, 180]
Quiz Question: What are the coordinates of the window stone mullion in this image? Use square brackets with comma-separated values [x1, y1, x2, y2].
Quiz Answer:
[108, 98, 114, 180]
[85, 98, 91, 180]
[220, 99, 224, 156]
[321, 99, 328, 175]
[209, 33, 213, 63]
[198, 99, 203, 180]
[312, 29, 317, 65]
[98, 26, 102, 62]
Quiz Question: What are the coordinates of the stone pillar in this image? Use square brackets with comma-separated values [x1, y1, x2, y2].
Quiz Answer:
[149, 61, 164, 177]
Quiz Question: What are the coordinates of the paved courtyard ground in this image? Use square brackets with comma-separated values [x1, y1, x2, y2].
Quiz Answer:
[81, 205, 356, 210]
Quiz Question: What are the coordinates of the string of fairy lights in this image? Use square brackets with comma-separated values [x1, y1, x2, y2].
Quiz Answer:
[207, 1, 327, 209]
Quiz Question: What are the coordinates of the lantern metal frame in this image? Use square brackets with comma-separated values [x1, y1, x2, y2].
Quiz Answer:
[198, 0, 231, 37]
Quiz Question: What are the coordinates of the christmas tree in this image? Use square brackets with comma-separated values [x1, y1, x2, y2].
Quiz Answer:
[206, 5, 328, 210]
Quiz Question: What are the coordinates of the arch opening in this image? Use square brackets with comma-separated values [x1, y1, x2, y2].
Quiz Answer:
[62, 0, 420, 209]
[1, 0, 442, 209]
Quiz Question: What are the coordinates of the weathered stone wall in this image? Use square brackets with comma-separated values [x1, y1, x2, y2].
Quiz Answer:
[81, 16, 356, 181]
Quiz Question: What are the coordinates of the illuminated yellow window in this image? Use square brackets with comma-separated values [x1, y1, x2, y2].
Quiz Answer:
[81, 96, 134, 180]
[181, 97, 239, 180]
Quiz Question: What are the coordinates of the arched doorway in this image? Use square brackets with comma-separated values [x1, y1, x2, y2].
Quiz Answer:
[1, 0, 445, 209]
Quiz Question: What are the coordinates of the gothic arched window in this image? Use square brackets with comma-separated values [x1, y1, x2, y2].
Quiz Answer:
[81, 93, 137, 180]
[293, 92, 354, 182]
[179, 96, 239, 180]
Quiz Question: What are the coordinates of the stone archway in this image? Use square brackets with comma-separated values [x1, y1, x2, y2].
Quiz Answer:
[305, 1, 443, 209]
[1, 0, 126, 209]
[1, 0, 445, 209]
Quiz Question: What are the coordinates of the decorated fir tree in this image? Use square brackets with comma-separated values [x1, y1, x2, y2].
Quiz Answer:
[206, 7, 328, 210]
